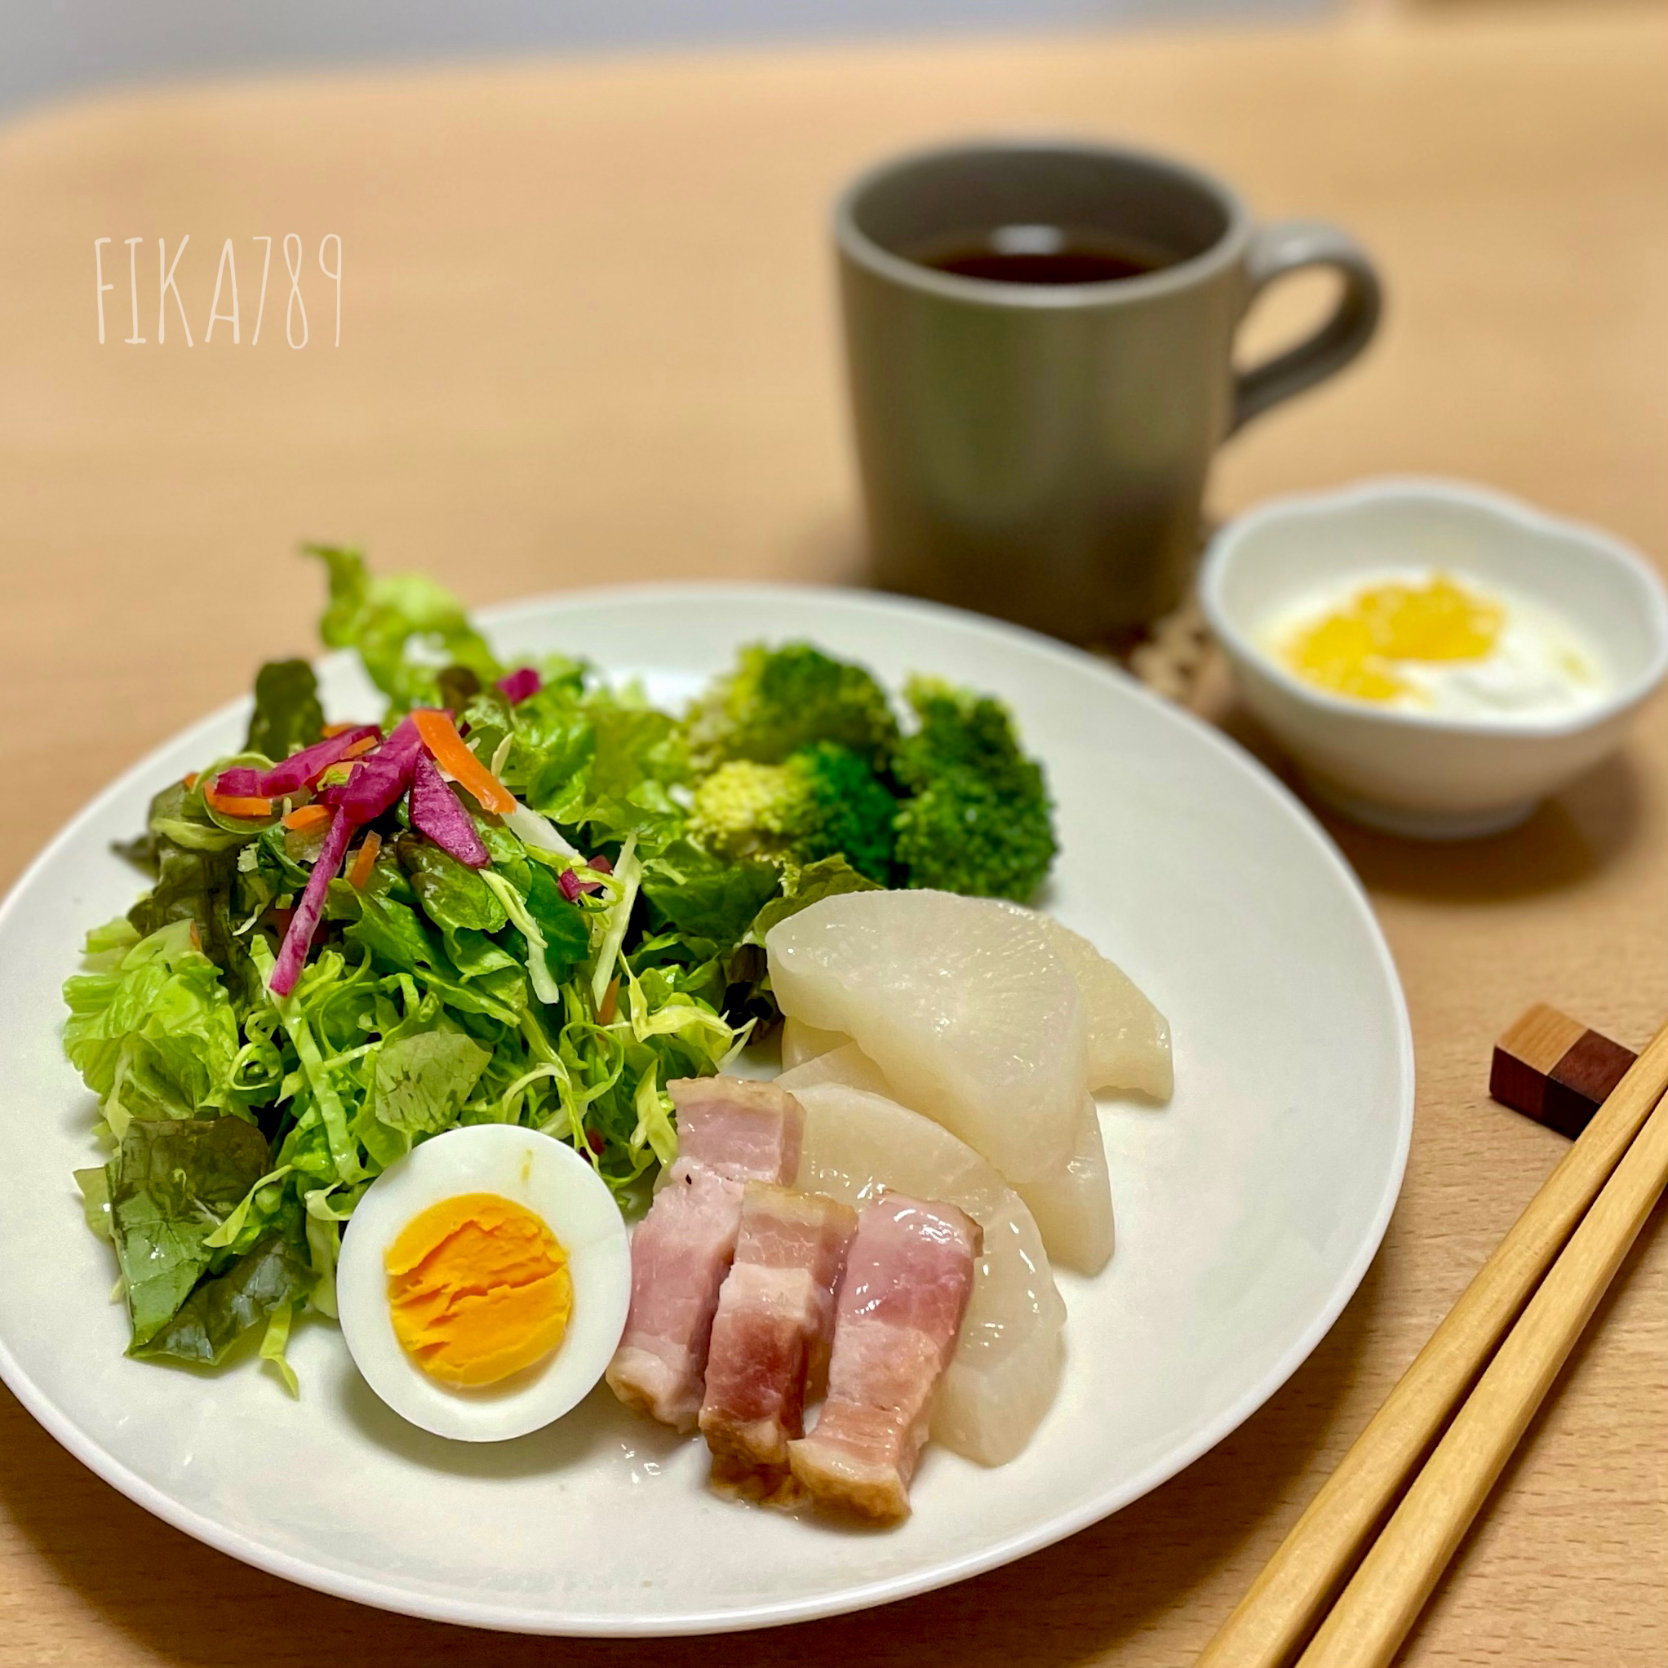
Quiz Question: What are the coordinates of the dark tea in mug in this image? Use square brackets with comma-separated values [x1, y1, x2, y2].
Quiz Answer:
[908, 224, 1178, 286]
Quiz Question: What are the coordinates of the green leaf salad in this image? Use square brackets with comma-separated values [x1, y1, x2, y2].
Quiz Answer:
[63, 548, 1059, 1387]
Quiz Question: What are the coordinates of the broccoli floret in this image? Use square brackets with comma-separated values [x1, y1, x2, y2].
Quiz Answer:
[686, 643, 899, 771]
[892, 677, 1057, 900]
[689, 742, 898, 882]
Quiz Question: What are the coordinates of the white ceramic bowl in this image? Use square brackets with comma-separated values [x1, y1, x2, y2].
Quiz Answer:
[1199, 479, 1668, 838]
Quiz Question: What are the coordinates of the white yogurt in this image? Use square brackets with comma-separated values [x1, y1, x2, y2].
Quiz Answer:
[1260, 569, 1609, 724]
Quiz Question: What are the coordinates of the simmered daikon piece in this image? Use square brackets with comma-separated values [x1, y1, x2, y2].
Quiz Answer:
[766, 890, 1085, 1183]
[1013, 1097, 1114, 1275]
[1004, 905, 1172, 1101]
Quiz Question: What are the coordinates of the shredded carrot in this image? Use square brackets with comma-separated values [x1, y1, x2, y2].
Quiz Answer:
[410, 708, 516, 814]
[348, 830, 382, 889]
[321, 722, 357, 738]
[204, 783, 274, 819]
[598, 978, 619, 1026]
[182, 771, 199, 789]
[341, 734, 378, 760]
[282, 802, 333, 833]
[188, 921, 202, 953]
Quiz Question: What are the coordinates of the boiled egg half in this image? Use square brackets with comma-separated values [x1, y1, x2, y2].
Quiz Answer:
[337, 1124, 631, 1441]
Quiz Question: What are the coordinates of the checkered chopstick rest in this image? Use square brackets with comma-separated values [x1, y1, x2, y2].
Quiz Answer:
[1490, 1004, 1639, 1140]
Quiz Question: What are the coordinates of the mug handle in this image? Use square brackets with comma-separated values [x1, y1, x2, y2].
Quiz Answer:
[1229, 221, 1383, 435]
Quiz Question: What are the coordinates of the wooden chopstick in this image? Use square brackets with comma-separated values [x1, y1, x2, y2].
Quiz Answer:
[1196, 1014, 1668, 1668]
[1293, 1062, 1668, 1664]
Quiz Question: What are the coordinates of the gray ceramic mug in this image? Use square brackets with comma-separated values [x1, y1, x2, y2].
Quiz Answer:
[835, 140, 1382, 641]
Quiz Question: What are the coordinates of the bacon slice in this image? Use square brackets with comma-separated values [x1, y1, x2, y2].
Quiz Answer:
[671, 1075, 805, 1181]
[699, 1184, 857, 1488]
[788, 1194, 980, 1523]
[605, 1077, 804, 1431]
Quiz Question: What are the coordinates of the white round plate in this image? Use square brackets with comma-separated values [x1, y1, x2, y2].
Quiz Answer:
[0, 584, 1412, 1636]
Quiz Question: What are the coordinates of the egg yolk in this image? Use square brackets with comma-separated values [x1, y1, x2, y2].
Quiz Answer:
[1283, 573, 1504, 703]
[385, 1193, 573, 1389]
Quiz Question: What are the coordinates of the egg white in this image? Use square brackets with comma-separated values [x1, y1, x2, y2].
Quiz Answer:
[337, 1123, 631, 1442]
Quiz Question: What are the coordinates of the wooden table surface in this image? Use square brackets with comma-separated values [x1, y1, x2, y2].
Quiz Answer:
[1, 3, 1665, 1663]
